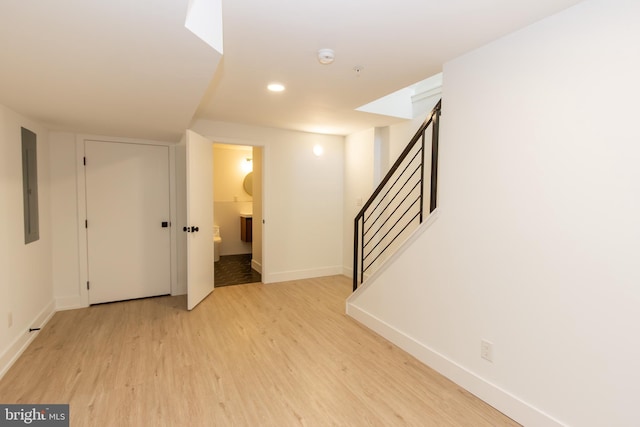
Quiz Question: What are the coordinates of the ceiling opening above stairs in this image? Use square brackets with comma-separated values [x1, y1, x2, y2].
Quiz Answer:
[356, 73, 442, 120]
[185, 0, 224, 53]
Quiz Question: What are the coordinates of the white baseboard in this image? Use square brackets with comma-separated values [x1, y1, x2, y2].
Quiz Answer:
[264, 265, 343, 284]
[345, 303, 566, 427]
[172, 280, 187, 296]
[55, 295, 87, 311]
[342, 266, 353, 278]
[251, 259, 262, 274]
[0, 301, 56, 381]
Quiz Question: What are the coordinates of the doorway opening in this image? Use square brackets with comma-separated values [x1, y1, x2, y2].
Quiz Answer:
[212, 143, 263, 287]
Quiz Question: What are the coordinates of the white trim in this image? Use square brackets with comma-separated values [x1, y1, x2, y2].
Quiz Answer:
[264, 266, 343, 284]
[251, 259, 262, 274]
[0, 301, 56, 380]
[342, 266, 353, 279]
[75, 133, 179, 146]
[75, 136, 89, 308]
[169, 145, 179, 296]
[346, 208, 565, 427]
[345, 304, 566, 427]
[75, 135, 178, 306]
[411, 86, 443, 104]
[192, 133, 269, 285]
[55, 295, 86, 311]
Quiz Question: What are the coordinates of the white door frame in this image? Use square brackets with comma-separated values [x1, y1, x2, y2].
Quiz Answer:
[205, 136, 268, 283]
[75, 135, 179, 307]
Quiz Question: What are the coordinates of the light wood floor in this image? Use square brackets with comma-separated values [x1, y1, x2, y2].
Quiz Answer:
[0, 276, 519, 426]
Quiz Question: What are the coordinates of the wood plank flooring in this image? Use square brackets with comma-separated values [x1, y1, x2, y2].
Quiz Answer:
[0, 276, 519, 426]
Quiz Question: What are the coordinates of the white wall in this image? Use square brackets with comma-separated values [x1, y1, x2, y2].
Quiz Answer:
[48, 122, 342, 302]
[49, 132, 181, 306]
[388, 115, 429, 164]
[213, 144, 253, 255]
[191, 120, 344, 283]
[49, 132, 82, 309]
[342, 128, 375, 277]
[348, 1, 640, 426]
[0, 104, 55, 379]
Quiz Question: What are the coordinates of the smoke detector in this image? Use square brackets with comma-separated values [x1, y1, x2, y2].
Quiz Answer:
[317, 48, 335, 65]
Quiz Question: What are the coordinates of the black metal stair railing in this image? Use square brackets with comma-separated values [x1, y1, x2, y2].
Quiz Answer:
[353, 100, 441, 291]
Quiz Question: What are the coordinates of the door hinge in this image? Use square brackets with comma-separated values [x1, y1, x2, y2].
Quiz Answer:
[83, 157, 86, 166]
[85, 219, 88, 228]
[86, 281, 90, 290]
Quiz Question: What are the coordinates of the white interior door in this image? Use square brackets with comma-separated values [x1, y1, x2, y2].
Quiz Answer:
[85, 140, 171, 304]
[185, 130, 214, 310]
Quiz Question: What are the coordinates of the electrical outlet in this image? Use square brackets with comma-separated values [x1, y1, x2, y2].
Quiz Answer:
[8, 312, 13, 328]
[481, 339, 493, 362]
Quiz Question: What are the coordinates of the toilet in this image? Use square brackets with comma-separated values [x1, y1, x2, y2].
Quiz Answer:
[213, 226, 222, 262]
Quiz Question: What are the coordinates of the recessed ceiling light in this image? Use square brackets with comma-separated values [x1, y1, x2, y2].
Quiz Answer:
[267, 83, 285, 92]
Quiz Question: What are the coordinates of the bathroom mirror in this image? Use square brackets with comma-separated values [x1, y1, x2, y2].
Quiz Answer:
[243, 172, 253, 196]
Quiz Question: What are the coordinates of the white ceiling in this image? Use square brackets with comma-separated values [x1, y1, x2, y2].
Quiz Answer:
[0, 0, 584, 141]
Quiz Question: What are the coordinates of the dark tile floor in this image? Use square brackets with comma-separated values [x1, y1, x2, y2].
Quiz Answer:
[215, 254, 262, 287]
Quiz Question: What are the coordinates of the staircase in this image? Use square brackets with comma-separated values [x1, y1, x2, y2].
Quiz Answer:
[353, 100, 442, 291]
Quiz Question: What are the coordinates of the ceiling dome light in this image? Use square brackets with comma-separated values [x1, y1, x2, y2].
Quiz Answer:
[267, 83, 285, 92]
[317, 48, 335, 65]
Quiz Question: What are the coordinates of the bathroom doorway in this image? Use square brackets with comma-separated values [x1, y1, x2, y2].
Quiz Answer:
[212, 143, 263, 286]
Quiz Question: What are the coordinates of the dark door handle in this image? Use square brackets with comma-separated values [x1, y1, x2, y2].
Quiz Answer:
[183, 226, 199, 232]
[193, 226, 199, 232]
[183, 226, 189, 232]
